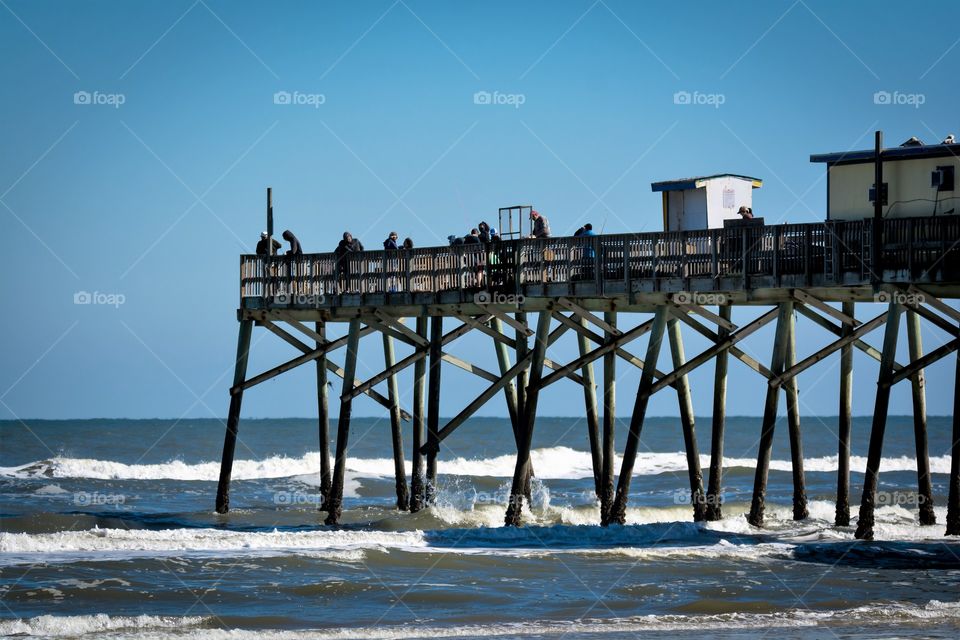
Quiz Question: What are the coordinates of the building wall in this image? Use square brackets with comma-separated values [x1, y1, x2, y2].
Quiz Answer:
[705, 177, 755, 227]
[828, 156, 960, 220]
[667, 187, 708, 231]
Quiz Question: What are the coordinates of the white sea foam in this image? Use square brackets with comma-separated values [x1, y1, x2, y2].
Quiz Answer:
[4, 447, 950, 482]
[7, 601, 959, 638]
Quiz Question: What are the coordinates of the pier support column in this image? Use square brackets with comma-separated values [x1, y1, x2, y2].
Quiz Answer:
[667, 317, 706, 521]
[855, 301, 902, 540]
[409, 315, 428, 513]
[601, 310, 617, 522]
[946, 345, 960, 536]
[515, 312, 533, 500]
[607, 307, 668, 527]
[383, 330, 410, 511]
[578, 316, 603, 499]
[836, 301, 854, 526]
[906, 310, 936, 525]
[315, 322, 332, 510]
[492, 318, 533, 488]
[705, 304, 731, 521]
[426, 315, 443, 504]
[215, 319, 253, 514]
[784, 309, 809, 520]
[324, 318, 362, 526]
[505, 311, 551, 527]
[747, 302, 793, 528]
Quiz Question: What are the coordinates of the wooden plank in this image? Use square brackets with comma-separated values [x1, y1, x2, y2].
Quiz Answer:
[889, 338, 960, 387]
[376, 312, 430, 346]
[795, 304, 904, 371]
[910, 286, 960, 324]
[480, 305, 533, 336]
[671, 301, 737, 332]
[556, 298, 622, 335]
[441, 352, 499, 383]
[538, 318, 654, 390]
[793, 290, 860, 326]
[669, 308, 776, 381]
[455, 313, 517, 348]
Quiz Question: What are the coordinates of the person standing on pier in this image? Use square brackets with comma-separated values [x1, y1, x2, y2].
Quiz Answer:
[256, 231, 281, 256]
[383, 232, 399, 250]
[282, 230, 302, 255]
[529, 210, 551, 238]
[335, 232, 356, 294]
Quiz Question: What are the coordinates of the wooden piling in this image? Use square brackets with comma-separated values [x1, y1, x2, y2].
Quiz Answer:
[601, 310, 617, 522]
[607, 307, 668, 526]
[667, 317, 706, 521]
[578, 316, 603, 499]
[855, 301, 901, 540]
[409, 315, 428, 513]
[383, 330, 410, 511]
[836, 301, 854, 526]
[747, 302, 794, 528]
[324, 318, 362, 525]
[215, 319, 253, 514]
[784, 309, 809, 520]
[906, 309, 936, 525]
[515, 311, 533, 500]
[705, 305, 730, 521]
[946, 345, 960, 536]
[492, 317, 534, 488]
[315, 322, 332, 510]
[504, 311, 551, 527]
[426, 315, 443, 503]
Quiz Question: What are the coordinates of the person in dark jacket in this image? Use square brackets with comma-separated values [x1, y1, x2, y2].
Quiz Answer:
[282, 230, 302, 255]
[478, 221, 491, 243]
[335, 232, 355, 293]
[529, 210, 551, 238]
[448, 234, 463, 247]
[463, 228, 481, 245]
[383, 232, 399, 250]
[402, 237, 414, 250]
[256, 231, 281, 255]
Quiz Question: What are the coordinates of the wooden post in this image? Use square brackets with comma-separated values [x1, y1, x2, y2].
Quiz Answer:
[514, 311, 532, 499]
[409, 315, 428, 513]
[946, 344, 960, 536]
[324, 318, 362, 525]
[855, 301, 901, 540]
[607, 307, 668, 526]
[426, 315, 443, 503]
[601, 310, 617, 522]
[667, 316, 706, 521]
[215, 319, 253, 514]
[705, 304, 730, 521]
[504, 311, 551, 527]
[836, 301, 854, 526]
[784, 308, 809, 520]
[315, 322, 332, 509]
[747, 302, 793, 528]
[383, 330, 410, 511]
[492, 317, 534, 487]
[906, 309, 936, 525]
[578, 316, 603, 499]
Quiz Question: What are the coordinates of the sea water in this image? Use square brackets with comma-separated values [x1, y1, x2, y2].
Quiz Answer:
[1, 416, 958, 639]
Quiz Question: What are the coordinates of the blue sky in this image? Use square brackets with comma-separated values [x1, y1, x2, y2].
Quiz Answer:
[1, 0, 957, 420]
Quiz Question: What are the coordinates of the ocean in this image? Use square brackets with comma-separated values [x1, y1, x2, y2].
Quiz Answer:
[1, 415, 958, 639]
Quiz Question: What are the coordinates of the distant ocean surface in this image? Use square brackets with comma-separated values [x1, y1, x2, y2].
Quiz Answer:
[1, 415, 959, 639]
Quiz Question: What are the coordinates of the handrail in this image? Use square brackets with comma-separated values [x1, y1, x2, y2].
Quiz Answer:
[240, 216, 960, 303]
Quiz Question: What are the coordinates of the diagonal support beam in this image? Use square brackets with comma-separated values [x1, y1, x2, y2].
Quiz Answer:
[478, 304, 533, 336]
[889, 338, 960, 387]
[792, 290, 860, 326]
[795, 304, 904, 371]
[538, 318, 654, 390]
[671, 308, 773, 379]
[556, 298, 622, 336]
[670, 301, 737, 332]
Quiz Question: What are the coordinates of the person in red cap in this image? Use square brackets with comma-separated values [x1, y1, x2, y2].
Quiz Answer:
[529, 210, 551, 238]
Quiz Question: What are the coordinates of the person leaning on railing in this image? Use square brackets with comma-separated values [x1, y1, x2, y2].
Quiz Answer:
[335, 231, 363, 294]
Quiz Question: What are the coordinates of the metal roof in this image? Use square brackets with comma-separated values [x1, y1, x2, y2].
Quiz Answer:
[810, 143, 960, 165]
[650, 174, 763, 192]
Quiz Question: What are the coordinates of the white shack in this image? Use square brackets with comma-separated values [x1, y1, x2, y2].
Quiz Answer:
[650, 174, 763, 232]
[810, 135, 959, 220]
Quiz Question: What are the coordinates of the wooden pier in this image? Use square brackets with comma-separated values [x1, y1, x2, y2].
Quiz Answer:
[216, 215, 960, 539]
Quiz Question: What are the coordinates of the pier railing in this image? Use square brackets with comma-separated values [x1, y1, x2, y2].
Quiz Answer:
[240, 216, 959, 304]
